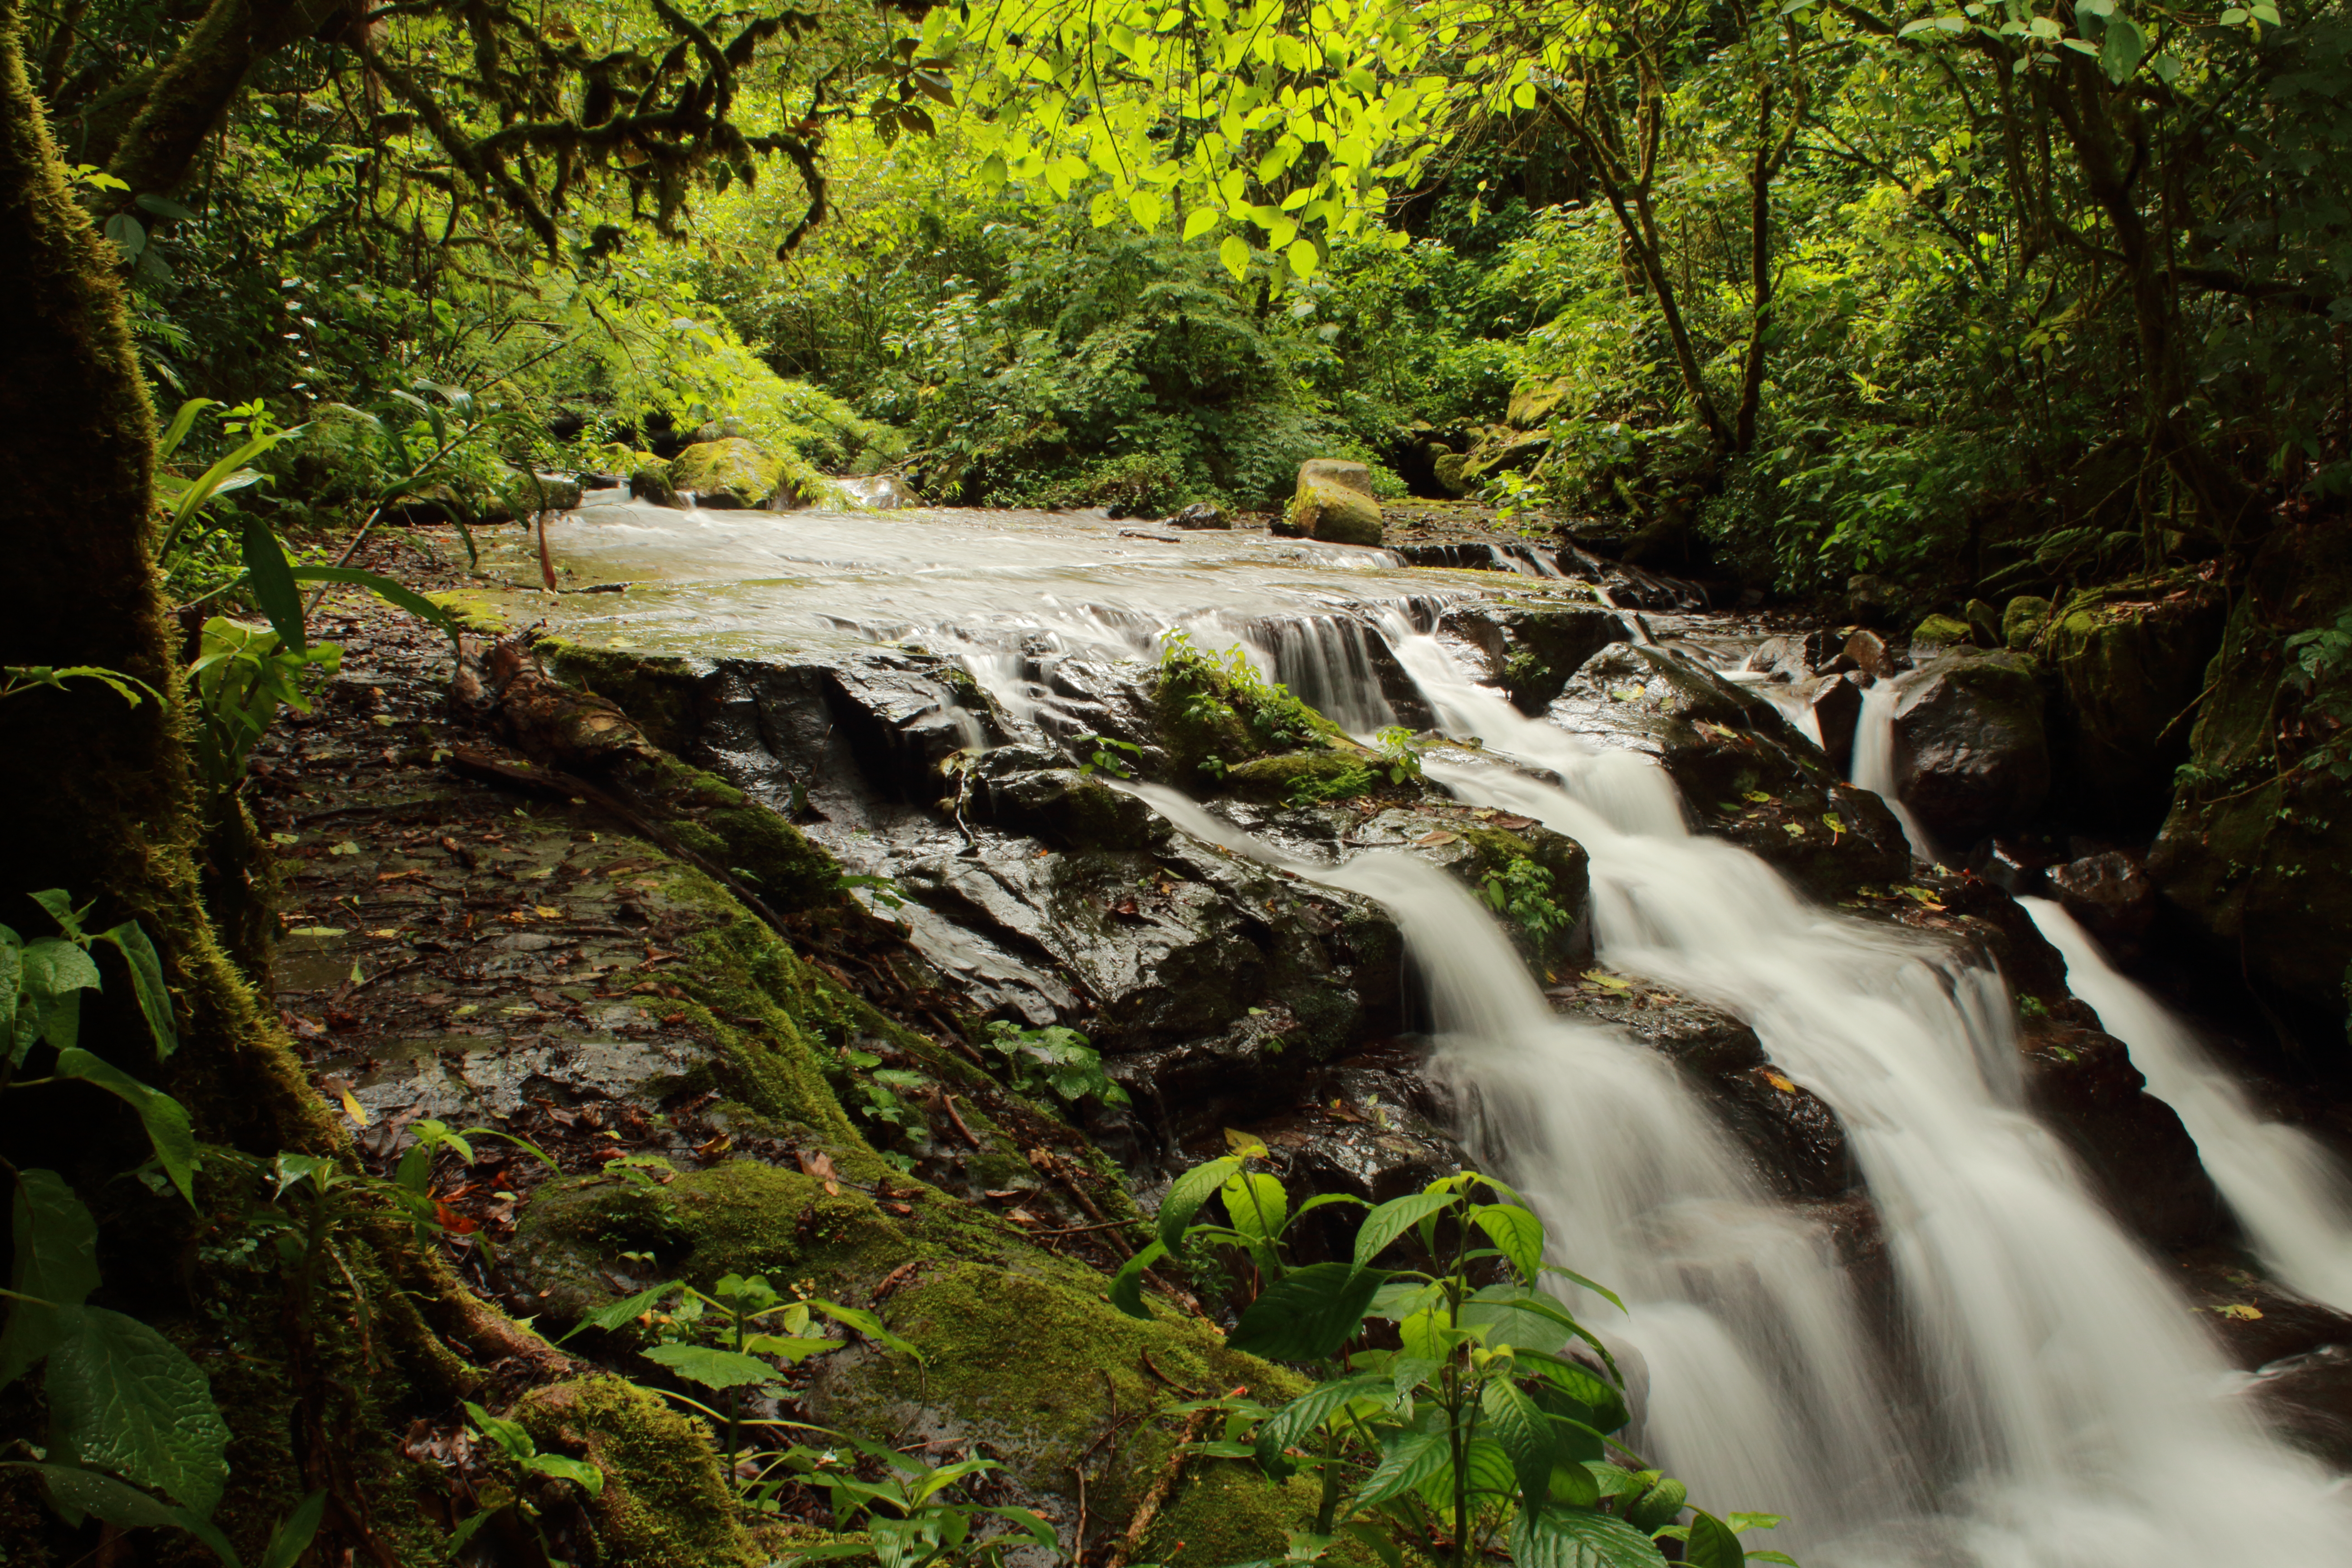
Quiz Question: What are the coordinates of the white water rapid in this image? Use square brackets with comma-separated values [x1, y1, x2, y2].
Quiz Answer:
[2025, 899, 2352, 1313]
[1850, 679, 1935, 864]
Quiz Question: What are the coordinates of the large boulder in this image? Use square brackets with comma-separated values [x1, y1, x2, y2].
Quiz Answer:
[1438, 598, 1630, 712]
[2018, 1009, 2225, 1249]
[2047, 850, 2157, 960]
[628, 461, 680, 507]
[671, 437, 784, 508]
[1550, 643, 1911, 899]
[2149, 524, 2352, 1047]
[1279, 458, 1384, 547]
[2041, 578, 2228, 833]
[1884, 648, 2051, 846]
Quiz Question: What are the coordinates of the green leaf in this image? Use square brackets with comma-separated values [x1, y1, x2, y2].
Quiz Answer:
[1220, 233, 1252, 284]
[0, 1170, 100, 1387]
[19, 936, 100, 1001]
[1471, 1203, 1546, 1283]
[260, 1491, 328, 1568]
[1349, 1430, 1447, 1508]
[53, 1049, 198, 1206]
[978, 152, 1008, 186]
[47, 1305, 231, 1517]
[1352, 1191, 1453, 1267]
[1511, 1505, 1668, 1568]
[1108, 1239, 1169, 1319]
[1683, 1511, 1746, 1568]
[525, 1453, 605, 1496]
[1252, 1372, 1393, 1478]
[1182, 206, 1222, 240]
[94, 922, 176, 1059]
[155, 399, 218, 461]
[556, 1280, 678, 1343]
[1285, 238, 1319, 279]
[103, 212, 145, 260]
[1525, 1354, 1631, 1434]
[1157, 1155, 1245, 1253]
[286, 567, 460, 652]
[6, 1460, 183, 1529]
[640, 1343, 779, 1390]
[1480, 1377, 1556, 1511]
[808, 1298, 921, 1359]
[2097, 14, 2145, 83]
[240, 516, 306, 653]
[1625, 1475, 1687, 1533]
[1227, 1262, 1385, 1362]
[1222, 1171, 1290, 1247]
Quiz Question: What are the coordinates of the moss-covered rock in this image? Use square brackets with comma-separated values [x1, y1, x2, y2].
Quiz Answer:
[517, 1377, 765, 1568]
[1883, 648, 2050, 846]
[2002, 594, 2052, 650]
[1911, 612, 1975, 649]
[1278, 458, 1383, 547]
[629, 461, 680, 507]
[673, 437, 785, 508]
[1221, 749, 1377, 804]
[1432, 451, 1472, 496]
[2041, 576, 2227, 833]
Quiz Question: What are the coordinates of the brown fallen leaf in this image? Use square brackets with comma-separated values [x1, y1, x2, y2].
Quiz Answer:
[798, 1149, 842, 1195]
[1490, 814, 1537, 830]
[1414, 829, 1460, 846]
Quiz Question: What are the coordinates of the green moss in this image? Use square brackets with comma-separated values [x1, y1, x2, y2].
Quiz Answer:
[542, 640, 707, 754]
[518, 1377, 764, 1568]
[1912, 612, 1975, 648]
[427, 587, 524, 637]
[672, 438, 786, 506]
[1221, 750, 1375, 804]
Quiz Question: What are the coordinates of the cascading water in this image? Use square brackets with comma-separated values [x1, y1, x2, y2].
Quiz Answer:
[2025, 899, 2352, 1313]
[538, 500, 2351, 1564]
[1850, 679, 1934, 864]
[1364, 617, 2348, 1566]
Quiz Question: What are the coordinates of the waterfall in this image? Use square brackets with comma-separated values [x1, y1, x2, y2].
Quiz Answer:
[2025, 898, 2352, 1313]
[1348, 621, 2350, 1566]
[1850, 679, 1935, 864]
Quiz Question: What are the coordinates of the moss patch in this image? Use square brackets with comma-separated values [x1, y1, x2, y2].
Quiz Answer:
[519, 1376, 764, 1568]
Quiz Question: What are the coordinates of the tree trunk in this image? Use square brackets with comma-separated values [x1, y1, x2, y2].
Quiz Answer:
[99, 0, 343, 199]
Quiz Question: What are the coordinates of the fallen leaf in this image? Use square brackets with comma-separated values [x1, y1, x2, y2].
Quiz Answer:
[368, 928, 401, 939]
[2214, 1303, 2264, 1322]
[328, 841, 362, 856]
[798, 1150, 842, 1195]
[1490, 814, 1537, 830]
[1414, 829, 1460, 846]
[1006, 1208, 1042, 1226]
[1583, 971, 1632, 991]
[534, 906, 562, 919]
[434, 1201, 480, 1235]
[287, 926, 348, 938]
[1761, 1070, 1798, 1095]
[694, 1132, 733, 1158]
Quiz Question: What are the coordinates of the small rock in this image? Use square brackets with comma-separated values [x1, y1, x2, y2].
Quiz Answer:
[1842, 628, 1897, 680]
[2003, 595, 2053, 649]
[2047, 851, 2157, 956]
[1803, 672, 1864, 775]
[1165, 501, 1230, 530]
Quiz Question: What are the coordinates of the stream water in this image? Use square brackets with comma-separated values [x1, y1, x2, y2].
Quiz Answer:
[542, 498, 2352, 1565]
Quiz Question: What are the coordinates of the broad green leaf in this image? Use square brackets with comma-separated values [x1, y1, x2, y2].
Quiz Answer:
[1182, 206, 1221, 240]
[1471, 1203, 1545, 1283]
[978, 152, 1008, 186]
[6, 1460, 182, 1529]
[641, 1342, 780, 1390]
[156, 398, 217, 461]
[260, 1490, 328, 1568]
[47, 1305, 231, 1517]
[556, 1280, 679, 1343]
[2098, 15, 2145, 83]
[0, 1169, 100, 1386]
[1220, 233, 1252, 283]
[1349, 1430, 1446, 1508]
[1286, 238, 1320, 279]
[466, 1400, 537, 1461]
[1352, 1191, 1453, 1268]
[1227, 1262, 1385, 1362]
[1251, 1372, 1393, 1478]
[1480, 1378, 1556, 1511]
[1683, 1511, 1746, 1568]
[135, 194, 198, 221]
[103, 212, 145, 260]
[1625, 1474, 1687, 1533]
[53, 1049, 197, 1206]
[1526, 1354, 1630, 1434]
[1511, 1504, 1668, 1568]
[240, 516, 306, 653]
[0, 941, 16, 1061]
[1157, 1155, 1245, 1252]
[1107, 1239, 1169, 1319]
[1222, 1171, 1289, 1246]
[94, 922, 176, 1059]
[525, 1453, 605, 1495]
[19, 936, 100, 1002]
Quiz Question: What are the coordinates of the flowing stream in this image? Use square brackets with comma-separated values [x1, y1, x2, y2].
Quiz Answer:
[542, 500, 2351, 1565]
[2024, 900, 2352, 1313]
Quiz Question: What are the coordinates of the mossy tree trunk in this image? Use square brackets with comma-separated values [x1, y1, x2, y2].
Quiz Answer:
[1, 6, 559, 1557]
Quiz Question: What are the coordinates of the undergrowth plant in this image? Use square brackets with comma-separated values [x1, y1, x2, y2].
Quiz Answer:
[1112, 1145, 1791, 1568]
[1479, 858, 1573, 947]
[981, 1019, 1128, 1108]
[1159, 630, 1333, 753]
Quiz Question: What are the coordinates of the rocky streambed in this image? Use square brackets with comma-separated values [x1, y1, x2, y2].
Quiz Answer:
[275, 495, 2352, 1567]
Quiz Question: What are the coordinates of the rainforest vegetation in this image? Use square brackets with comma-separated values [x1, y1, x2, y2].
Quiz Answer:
[2, 0, 2349, 1564]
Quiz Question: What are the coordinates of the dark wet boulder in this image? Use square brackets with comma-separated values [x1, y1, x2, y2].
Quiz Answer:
[1347, 803, 1592, 971]
[1802, 672, 1865, 776]
[1166, 502, 1229, 530]
[1550, 976, 1856, 1200]
[628, 462, 680, 507]
[2047, 851, 2157, 959]
[968, 762, 1170, 853]
[2018, 1014, 2225, 1248]
[1742, 631, 1837, 685]
[1867, 869, 2071, 1004]
[1439, 598, 1629, 712]
[2147, 524, 2352, 1046]
[1552, 643, 1907, 898]
[1883, 648, 2050, 845]
[2042, 577, 2227, 832]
